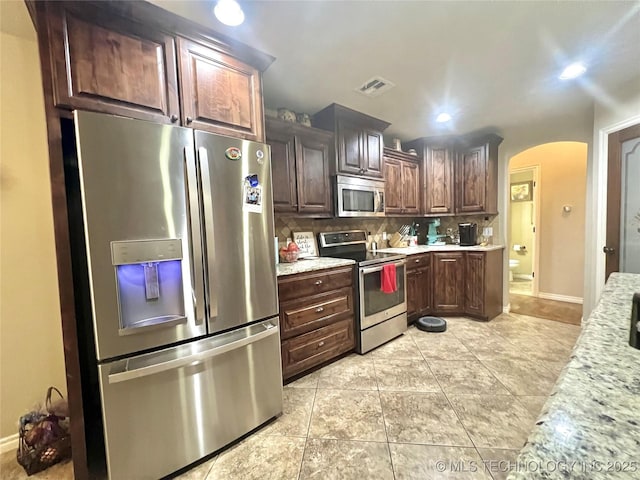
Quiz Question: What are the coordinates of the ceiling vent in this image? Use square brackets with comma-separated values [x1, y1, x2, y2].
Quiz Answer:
[356, 76, 395, 98]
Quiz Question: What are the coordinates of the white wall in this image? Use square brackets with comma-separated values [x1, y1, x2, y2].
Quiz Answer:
[0, 4, 67, 442]
[584, 77, 640, 315]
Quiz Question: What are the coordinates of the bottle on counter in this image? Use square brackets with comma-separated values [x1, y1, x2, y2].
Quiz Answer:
[367, 231, 377, 252]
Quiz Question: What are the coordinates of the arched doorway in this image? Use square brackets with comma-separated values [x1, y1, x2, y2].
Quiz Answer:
[507, 142, 588, 325]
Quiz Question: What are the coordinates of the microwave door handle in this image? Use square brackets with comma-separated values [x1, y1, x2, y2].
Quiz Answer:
[197, 147, 218, 323]
[184, 147, 205, 326]
[360, 260, 406, 275]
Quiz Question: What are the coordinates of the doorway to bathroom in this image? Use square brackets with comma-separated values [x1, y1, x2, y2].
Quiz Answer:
[507, 142, 587, 326]
[508, 166, 539, 296]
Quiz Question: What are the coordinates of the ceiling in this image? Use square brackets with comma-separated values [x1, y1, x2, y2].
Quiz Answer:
[4, 1, 638, 140]
[152, 0, 639, 140]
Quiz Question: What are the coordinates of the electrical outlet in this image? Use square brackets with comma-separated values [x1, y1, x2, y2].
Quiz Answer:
[483, 227, 493, 236]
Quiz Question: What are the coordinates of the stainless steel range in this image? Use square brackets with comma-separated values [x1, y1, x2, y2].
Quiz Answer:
[318, 231, 407, 353]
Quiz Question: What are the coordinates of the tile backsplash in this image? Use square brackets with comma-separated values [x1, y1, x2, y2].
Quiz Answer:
[275, 214, 499, 248]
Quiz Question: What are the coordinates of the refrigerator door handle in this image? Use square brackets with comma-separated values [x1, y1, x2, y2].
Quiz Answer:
[184, 147, 205, 326]
[197, 147, 218, 323]
[108, 322, 278, 384]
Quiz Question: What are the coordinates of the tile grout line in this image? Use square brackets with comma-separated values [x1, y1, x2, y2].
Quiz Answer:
[416, 327, 511, 480]
[371, 356, 397, 480]
[414, 329, 486, 458]
[296, 384, 318, 480]
[417, 321, 495, 470]
[201, 454, 218, 480]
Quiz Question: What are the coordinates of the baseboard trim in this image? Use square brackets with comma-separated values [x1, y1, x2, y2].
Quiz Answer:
[538, 292, 583, 304]
[503, 303, 511, 314]
[0, 433, 19, 454]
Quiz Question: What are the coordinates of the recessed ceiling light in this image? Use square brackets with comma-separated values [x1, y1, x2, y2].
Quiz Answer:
[436, 113, 452, 123]
[559, 62, 587, 80]
[214, 0, 245, 26]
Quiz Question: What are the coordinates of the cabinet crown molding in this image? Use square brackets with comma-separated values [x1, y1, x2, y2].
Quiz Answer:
[312, 103, 391, 132]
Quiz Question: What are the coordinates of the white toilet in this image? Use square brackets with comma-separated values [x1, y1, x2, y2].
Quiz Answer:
[509, 259, 520, 281]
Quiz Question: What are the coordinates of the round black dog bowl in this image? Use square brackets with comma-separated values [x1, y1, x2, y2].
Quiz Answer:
[415, 316, 447, 333]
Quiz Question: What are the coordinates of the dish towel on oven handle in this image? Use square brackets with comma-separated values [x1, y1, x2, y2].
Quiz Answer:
[380, 263, 397, 293]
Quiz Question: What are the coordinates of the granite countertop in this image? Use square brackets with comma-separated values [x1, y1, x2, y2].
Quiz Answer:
[508, 272, 640, 479]
[276, 257, 356, 277]
[376, 244, 505, 255]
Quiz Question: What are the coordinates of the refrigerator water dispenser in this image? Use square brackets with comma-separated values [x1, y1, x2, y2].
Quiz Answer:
[111, 239, 186, 335]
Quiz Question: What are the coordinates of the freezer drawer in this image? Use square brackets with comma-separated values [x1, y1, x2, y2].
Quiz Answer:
[98, 318, 283, 480]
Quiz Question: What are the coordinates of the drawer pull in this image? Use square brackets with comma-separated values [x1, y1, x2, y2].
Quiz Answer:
[415, 259, 420, 263]
[315, 306, 325, 313]
[318, 341, 325, 347]
[315, 280, 323, 285]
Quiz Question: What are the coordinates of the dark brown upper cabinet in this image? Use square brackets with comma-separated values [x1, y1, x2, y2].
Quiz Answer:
[456, 134, 503, 214]
[41, 1, 273, 140]
[177, 38, 264, 141]
[266, 118, 333, 217]
[405, 133, 502, 216]
[312, 104, 390, 179]
[404, 137, 455, 215]
[383, 148, 420, 216]
[46, 3, 180, 124]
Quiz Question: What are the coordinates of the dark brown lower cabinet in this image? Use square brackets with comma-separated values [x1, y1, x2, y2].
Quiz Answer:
[409, 250, 503, 320]
[406, 254, 431, 322]
[464, 249, 503, 320]
[432, 252, 465, 314]
[278, 266, 355, 380]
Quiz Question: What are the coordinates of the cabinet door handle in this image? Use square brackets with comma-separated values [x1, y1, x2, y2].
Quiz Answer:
[415, 259, 420, 263]
[170, 114, 178, 123]
[315, 306, 325, 313]
[315, 280, 323, 285]
[186, 116, 193, 124]
[318, 341, 325, 347]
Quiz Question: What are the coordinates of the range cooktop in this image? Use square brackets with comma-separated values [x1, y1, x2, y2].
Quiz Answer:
[317, 230, 405, 267]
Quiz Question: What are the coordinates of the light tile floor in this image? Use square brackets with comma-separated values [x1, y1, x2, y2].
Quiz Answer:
[0, 313, 580, 480]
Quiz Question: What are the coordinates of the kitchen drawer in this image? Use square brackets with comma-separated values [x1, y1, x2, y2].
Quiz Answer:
[406, 253, 430, 271]
[278, 266, 353, 302]
[280, 287, 353, 340]
[281, 318, 354, 379]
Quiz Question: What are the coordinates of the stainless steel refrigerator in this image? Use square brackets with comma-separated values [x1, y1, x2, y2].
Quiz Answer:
[73, 111, 282, 479]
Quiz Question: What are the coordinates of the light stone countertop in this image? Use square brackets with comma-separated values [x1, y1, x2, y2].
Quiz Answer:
[508, 272, 640, 480]
[376, 244, 505, 255]
[276, 257, 356, 277]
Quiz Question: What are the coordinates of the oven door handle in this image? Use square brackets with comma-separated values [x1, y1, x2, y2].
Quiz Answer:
[360, 260, 406, 275]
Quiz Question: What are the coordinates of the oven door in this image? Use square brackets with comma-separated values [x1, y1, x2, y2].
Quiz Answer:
[336, 178, 385, 217]
[359, 260, 407, 329]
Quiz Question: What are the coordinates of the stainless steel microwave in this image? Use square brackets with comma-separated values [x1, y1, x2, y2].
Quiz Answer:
[335, 175, 385, 217]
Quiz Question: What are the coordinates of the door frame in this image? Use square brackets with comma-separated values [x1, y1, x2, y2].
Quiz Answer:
[507, 165, 540, 297]
[606, 123, 640, 279]
[590, 114, 640, 313]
